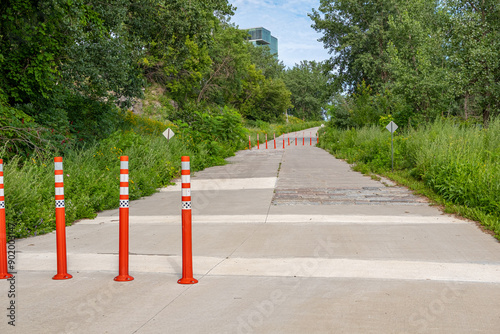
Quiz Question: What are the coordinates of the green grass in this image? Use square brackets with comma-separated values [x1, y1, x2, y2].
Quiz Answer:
[3, 132, 195, 238]
[2, 111, 321, 239]
[318, 118, 500, 239]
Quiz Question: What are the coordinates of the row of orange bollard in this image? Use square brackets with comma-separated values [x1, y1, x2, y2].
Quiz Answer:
[249, 132, 319, 149]
[0, 156, 197, 284]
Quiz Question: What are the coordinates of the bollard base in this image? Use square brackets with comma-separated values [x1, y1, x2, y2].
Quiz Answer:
[0, 273, 13, 279]
[52, 273, 72, 280]
[114, 274, 134, 282]
[177, 278, 198, 285]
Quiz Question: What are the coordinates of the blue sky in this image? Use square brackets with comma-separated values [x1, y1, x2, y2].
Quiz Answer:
[229, 0, 331, 68]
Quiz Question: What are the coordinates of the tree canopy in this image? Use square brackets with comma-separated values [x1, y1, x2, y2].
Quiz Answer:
[311, 0, 499, 125]
[283, 61, 330, 121]
[0, 0, 310, 158]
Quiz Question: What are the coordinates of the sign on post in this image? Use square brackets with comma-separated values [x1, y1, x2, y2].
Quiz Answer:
[385, 121, 398, 172]
[386, 121, 398, 133]
[162, 128, 175, 140]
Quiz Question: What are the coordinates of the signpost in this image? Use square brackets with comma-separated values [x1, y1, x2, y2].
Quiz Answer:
[385, 121, 398, 172]
[162, 128, 175, 140]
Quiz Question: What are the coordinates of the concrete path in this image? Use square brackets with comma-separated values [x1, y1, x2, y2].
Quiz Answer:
[1, 128, 500, 333]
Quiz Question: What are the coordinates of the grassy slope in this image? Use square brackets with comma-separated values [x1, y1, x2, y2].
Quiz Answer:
[3, 111, 321, 239]
[318, 118, 500, 239]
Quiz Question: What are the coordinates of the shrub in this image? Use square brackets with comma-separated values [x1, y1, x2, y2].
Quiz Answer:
[319, 117, 500, 237]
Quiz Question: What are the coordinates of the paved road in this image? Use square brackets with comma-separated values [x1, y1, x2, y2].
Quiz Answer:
[1, 127, 500, 333]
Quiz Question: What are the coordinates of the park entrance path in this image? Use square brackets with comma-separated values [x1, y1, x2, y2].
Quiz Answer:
[2, 127, 500, 334]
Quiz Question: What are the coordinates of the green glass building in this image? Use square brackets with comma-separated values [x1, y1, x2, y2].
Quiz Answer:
[246, 27, 278, 56]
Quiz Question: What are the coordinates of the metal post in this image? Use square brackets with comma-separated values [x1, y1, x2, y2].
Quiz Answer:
[391, 131, 394, 172]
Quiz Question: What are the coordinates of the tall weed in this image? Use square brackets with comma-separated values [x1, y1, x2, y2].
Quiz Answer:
[3, 109, 320, 238]
[319, 118, 500, 237]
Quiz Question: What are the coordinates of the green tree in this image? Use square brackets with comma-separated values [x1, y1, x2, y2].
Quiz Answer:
[0, 0, 145, 141]
[196, 23, 292, 122]
[283, 60, 330, 120]
[239, 76, 292, 122]
[310, 0, 398, 93]
[445, 0, 500, 124]
[247, 43, 285, 79]
[197, 23, 251, 105]
[131, 0, 234, 105]
[385, 0, 453, 121]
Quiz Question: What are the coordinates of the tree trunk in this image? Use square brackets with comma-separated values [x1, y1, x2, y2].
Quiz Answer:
[483, 103, 490, 128]
[464, 92, 469, 120]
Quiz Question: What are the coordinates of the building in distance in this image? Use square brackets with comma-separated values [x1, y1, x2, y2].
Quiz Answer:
[245, 27, 278, 56]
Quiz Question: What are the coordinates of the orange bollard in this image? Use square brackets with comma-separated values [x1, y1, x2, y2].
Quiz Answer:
[53, 157, 72, 280]
[295, 133, 297, 146]
[257, 134, 260, 149]
[310, 132, 312, 146]
[288, 134, 290, 146]
[274, 133, 276, 149]
[265, 134, 268, 149]
[303, 132, 305, 146]
[0, 159, 13, 279]
[248, 135, 251, 150]
[283, 137, 285, 149]
[178, 156, 198, 285]
[115, 156, 134, 282]
[317, 133, 319, 145]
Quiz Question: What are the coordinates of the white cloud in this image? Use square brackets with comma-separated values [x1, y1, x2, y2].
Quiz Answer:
[229, 0, 330, 68]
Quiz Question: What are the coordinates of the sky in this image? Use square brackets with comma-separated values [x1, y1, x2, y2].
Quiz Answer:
[229, 0, 331, 68]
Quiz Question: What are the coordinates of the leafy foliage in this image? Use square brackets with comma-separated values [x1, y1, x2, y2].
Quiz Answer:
[310, 0, 396, 93]
[318, 117, 500, 238]
[283, 61, 330, 121]
[2, 109, 318, 238]
[327, 82, 410, 129]
[445, 0, 500, 124]
[311, 0, 499, 125]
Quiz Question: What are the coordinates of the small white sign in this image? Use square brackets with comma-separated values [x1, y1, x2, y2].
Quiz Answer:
[386, 121, 398, 133]
[162, 128, 175, 140]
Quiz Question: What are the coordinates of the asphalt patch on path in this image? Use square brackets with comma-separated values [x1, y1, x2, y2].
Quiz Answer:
[272, 186, 428, 206]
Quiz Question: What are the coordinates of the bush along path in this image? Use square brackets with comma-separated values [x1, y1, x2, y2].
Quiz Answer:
[318, 118, 500, 239]
[1, 109, 321, 239]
